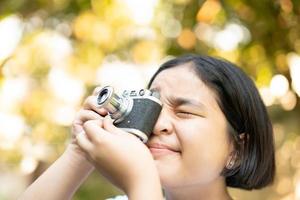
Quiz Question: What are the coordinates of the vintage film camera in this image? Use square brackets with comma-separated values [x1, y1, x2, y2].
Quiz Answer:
[96, 86, 162, 142]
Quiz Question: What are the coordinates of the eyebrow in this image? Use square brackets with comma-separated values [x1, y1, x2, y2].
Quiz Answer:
[170, 96, 207, 110]
[150, 87, 207, 110]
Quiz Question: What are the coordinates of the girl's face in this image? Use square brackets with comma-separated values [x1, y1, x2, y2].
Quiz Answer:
[147, 64, 234, 189]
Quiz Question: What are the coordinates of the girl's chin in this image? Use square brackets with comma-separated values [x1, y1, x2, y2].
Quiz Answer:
[153, 159, 183, 187]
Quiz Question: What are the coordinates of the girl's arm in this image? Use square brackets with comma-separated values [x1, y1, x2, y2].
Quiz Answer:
[18, 144, 94, 200]
[19, 88, 106, 200]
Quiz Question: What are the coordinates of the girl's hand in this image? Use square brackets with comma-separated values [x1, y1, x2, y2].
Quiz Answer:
[70, 87, 107, 158]
[76, 116, 163, 199]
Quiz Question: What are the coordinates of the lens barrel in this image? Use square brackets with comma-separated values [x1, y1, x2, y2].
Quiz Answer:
[97, 86, 132, 121]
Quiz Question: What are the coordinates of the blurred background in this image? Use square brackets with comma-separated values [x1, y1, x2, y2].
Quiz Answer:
[0, 0, 299, 199]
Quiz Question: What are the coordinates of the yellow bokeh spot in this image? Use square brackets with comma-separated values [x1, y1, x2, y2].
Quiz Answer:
[21, 89, 48, 124]
[73, 11, 117, 50]
[256, 65, 272, 87]
[73, 42, 104, 68]
[91, 21, 113, 46]
[92, 0, 132, 26]
[276, 53, 288, 73]
[73, 11, 98, 41]
[177, 29, 196, 50]
[196, 0, 221, 23]
[132, 41, 162, 64]
[249, 44, 266, 60]
[214, 49, 239, 63]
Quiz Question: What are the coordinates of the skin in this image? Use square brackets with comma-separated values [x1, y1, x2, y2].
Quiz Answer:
[19, 64, 235, 200]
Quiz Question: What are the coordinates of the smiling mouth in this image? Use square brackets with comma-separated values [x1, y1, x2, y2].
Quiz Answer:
[149, 147, 178, 154]
[147, 143, 181, 156]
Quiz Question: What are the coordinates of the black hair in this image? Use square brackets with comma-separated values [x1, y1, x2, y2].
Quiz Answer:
[147, 54, 275, 190]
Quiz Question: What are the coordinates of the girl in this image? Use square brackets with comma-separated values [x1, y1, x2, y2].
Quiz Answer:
[19, 55, 275, 200]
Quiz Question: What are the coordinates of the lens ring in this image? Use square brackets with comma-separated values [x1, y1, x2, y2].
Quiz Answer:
[97, 88, 111, 105]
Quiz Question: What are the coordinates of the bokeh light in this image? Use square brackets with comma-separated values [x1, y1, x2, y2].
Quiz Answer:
[270, 74, 289, 98]
[213, 23, 250, 52]
[279, 90, 297, 111]
[177, 28, 196, 49]
[259, 86, 276, 107]
[288, 53, 300, 97]
[123, 0, 158, 25]
[0, 15, 24, 62]
[0, 113, 25, 150]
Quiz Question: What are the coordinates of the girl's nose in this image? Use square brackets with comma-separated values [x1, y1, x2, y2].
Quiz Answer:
[152, 107, 173, 136]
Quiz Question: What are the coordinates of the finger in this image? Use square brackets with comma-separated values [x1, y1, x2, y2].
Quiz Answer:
[92, 86, 103, 96]
[83, 96, 108, 116]
[77, 109, 103, 122]
[76, 131, 93, 152]
[83, 95, 97, 109]
[72, 110, 103, 135]
[83, 119, 108, 143]
[103, 115, 124, 135]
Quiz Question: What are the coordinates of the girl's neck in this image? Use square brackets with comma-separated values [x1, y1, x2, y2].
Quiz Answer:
[164, 178, 232, 200]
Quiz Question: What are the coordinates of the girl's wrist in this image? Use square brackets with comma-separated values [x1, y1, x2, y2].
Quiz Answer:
[127, 163, 164, 200]
[65, 144, 94, 172]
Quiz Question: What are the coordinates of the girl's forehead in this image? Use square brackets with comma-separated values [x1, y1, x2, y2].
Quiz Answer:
[150, 65, 203, 91]
[150, 65, 221, 111]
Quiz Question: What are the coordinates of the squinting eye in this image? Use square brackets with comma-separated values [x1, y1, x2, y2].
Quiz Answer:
[176, 112, 194, 117]
[176, 111, 205, 118]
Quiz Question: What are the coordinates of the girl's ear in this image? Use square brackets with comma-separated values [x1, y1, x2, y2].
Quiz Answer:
[238, 132, 247, 143]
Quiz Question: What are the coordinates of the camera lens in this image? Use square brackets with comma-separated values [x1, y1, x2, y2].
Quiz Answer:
[96, 86, 133, 121]
[98, 88, 109, 105]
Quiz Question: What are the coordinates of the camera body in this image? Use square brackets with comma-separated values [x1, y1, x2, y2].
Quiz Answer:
[96, 86, 162, 142]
